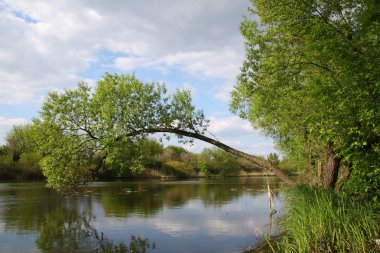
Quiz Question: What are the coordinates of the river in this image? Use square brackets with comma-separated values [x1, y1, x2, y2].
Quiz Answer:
[0, 177, 284, 253]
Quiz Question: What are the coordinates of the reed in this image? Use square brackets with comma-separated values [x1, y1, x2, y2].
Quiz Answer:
[276, 185, 379, 253]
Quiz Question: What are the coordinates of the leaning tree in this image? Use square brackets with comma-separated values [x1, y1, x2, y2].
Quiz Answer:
[35, 73, 295, 190]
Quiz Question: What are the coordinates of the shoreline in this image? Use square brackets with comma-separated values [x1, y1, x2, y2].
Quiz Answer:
[0, 171, 279, 183]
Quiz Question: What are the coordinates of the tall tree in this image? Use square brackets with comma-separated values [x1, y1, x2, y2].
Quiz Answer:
[231, 0, 380, 193]
[36, 73, 295, 190]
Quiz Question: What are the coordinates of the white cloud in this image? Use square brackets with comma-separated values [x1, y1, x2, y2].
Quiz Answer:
[114, 48, 242, 80]
[248, 142, 276, 156]
[160, 48, 242, 79]
[201, 116, 276, 155]
[207, 116, 258, 138]
[0, 117, 28, 145]
[114, 57, 149, 71]
[181, 82, 197, 93]
[0, 0, 249, 104]
[0, 0, 270, 154]
[214, 82, 235, 102]
[0, 117, 28, 126]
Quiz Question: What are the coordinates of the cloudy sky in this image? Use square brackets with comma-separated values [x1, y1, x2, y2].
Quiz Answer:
[0, 0, 275, 155]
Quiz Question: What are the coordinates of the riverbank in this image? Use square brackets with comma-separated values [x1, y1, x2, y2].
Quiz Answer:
[0, 168, 278, 182]
[246, 185, 380, 253]
[127, 168, 277, 179]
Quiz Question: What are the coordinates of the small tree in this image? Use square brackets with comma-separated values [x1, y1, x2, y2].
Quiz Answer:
[267, 153, 280, 167]
[198, 148, 241, 176]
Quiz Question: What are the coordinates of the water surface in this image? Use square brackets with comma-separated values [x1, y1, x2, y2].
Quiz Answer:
[0, 177, 284, 253]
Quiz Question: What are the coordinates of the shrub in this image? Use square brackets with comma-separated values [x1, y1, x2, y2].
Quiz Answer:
[0, 154, 17, 179]
[161, 161, 194, 178]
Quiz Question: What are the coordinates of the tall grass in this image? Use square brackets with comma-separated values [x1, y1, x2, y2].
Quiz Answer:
[276, 185, 379, 253]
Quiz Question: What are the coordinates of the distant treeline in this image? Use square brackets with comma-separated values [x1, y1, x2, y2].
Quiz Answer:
[0, 124, 284, 180]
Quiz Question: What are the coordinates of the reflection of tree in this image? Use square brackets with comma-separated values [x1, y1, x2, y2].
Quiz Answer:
[0, 179, 285, 235]
[0, 183, 63, 232]
[99, 178, 280, 217]
[36, 208, 155, 253]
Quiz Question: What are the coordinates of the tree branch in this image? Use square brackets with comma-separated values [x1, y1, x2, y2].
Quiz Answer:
[122, 127, 296, 185]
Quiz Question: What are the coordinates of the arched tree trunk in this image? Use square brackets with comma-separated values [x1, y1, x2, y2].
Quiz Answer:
[126, 127, 296, 185]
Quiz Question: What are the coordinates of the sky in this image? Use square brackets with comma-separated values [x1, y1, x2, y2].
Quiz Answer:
[0, 0, 275, 156]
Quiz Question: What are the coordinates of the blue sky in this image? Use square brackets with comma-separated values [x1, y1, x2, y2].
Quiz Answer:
[0, 0, 275, 155]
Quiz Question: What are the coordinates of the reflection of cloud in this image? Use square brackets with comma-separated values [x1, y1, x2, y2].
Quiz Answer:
[150, 217, 199, 237]
[146, 196, 275, 237]
[206, 218, 256, 236]
[87, 185, 283, 253]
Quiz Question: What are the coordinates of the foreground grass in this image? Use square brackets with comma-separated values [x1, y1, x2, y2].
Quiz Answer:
[274, 185, 379, 253]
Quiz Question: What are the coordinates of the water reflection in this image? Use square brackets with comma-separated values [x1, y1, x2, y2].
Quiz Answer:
[36, 209, 155, 253]
[0, 177, 284, 253]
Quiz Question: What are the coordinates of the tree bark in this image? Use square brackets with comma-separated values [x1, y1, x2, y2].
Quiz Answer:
[323, 141, 341, 189]
[336, 164, 352, 192]
[317, 160, 323, 187]
[125, 127, 296, 185]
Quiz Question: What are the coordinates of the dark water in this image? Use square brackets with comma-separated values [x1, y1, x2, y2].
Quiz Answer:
[0, 177, 284, 253]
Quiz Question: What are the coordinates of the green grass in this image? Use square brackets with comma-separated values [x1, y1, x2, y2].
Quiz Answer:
[275, 185, 379, 253]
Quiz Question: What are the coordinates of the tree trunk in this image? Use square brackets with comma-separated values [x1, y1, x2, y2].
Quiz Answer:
[317, 160, 323, 187]
[336, 164, 352, 192]
[126, 127, 296, 185]
[323, 142, 341, 189]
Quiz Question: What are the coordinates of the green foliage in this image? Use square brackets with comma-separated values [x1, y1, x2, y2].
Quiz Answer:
[6, 124, 35, 161]
[231, 0, 380, 192]
[103, 138, 163, 178]
[0, 154, 16, 179]
[161, 161, 194, 178]
[165, 145, 188, 160]
[37, 73, 208, 189]
[342, 164, 380, 208]
[0, 124, 43, 179]
[198, 159, 210, 176]
[155, 145, 198, 168]
[198, 147, 241, 176]
[278, 155, 308, 175]
[277, 185, 379, 253]
[267, 153, 280, 167]
[17, 152, 43, 178]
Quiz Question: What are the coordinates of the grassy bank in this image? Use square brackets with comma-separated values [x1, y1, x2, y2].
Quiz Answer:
[272, 185, 379, 253]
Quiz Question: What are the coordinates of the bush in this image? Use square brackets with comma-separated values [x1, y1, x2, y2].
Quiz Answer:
[0, 154, 17, 179]
[17, 152, 43, 179]
[198, 148, 241, 176]
[161, 161, 194, 178]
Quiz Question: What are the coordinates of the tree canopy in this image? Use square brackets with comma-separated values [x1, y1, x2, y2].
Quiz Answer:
[36, 73, 294, 190]
[36, 74, 208, 189]
[231, 0, 379, 198]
